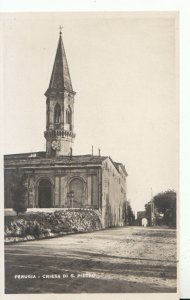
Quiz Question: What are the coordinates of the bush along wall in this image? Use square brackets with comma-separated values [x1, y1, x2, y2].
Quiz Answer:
[4, 209, 102, 243]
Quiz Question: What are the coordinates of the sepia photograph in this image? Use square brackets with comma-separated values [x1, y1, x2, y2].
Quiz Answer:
[2, 11, 178, 295]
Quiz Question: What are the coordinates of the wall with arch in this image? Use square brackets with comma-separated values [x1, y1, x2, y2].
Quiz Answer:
[4, 167, 101, 209]
[4, 156, 127, 228]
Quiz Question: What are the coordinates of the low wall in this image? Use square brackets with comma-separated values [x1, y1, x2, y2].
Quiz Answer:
[4, 209, 102, 244]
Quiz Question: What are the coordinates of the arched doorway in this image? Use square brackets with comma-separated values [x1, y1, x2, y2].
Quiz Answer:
[38, 179, 52, 208]
[69, 178, 85, 208]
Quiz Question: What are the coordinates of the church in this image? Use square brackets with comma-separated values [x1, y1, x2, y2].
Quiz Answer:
[4, 29, 128, 228]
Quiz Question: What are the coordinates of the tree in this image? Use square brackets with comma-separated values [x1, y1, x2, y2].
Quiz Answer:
[144, 190, 176, 227]
[153, 190, 176, 227]
[124, 200, 135, 226]
[11, 171, 28, 215]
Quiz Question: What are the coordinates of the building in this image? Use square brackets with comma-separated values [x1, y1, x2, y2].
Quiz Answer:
[136, 211, 147, 226]
[4, 29, 128, 228]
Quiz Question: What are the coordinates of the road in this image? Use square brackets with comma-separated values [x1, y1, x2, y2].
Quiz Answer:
[4, 226, 177, 293]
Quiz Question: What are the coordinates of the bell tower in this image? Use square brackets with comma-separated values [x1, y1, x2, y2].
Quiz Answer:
[44, 28, 76, 157]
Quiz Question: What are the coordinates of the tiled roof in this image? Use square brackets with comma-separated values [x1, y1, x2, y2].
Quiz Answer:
[4, 152, 107, 165]
[113, 162, 128, 176]
[4, 153, 127, 176]
[55, 154, 108, 164]
[4, 152, 46, 160]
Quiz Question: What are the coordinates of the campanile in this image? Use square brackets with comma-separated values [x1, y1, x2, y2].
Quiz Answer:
[44, 28, 76, 157]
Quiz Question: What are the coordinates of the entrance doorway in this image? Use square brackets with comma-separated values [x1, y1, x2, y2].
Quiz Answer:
[38, 179, 52, 208]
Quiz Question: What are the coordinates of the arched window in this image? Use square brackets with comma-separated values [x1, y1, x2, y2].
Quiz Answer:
[66, 106, 72, 127]
[47, 107, 50, 127]
[66, 109, 69, 124]
[54, 103, 61, 123]
[68, 106, 72, 125]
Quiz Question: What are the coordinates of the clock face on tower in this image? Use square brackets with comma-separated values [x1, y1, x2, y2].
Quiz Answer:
[51, 140, 58, 150]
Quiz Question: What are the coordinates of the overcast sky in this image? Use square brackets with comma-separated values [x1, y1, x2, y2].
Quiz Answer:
[2, 12, 179, 213]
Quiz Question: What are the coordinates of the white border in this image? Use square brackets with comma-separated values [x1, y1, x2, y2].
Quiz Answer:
[0, 0, 189, 298]
[0, 0, 181, 12]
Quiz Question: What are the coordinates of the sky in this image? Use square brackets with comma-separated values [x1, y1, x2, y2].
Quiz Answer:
[2, 12, 179, 213]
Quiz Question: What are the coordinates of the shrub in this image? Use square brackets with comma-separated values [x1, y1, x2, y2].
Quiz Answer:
[11, 172, 28, 215]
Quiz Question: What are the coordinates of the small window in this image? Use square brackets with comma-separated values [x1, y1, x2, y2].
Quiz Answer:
[66, 106, 72, 127]
[54, 103, 61, 123]
[68, 106, 72, 124]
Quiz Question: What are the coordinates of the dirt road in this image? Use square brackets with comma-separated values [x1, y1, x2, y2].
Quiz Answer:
[4, 226, 177, 293]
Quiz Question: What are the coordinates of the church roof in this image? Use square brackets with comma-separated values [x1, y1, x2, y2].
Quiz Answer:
[45, 32, 74, 96]
[114, 162, 128, 176]
[4, 153, 127, 176]
[4, 152, 107, 165]
[57, 154, 108, 164]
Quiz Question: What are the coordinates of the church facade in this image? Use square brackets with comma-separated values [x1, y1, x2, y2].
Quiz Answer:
[4, 30, 128, 228]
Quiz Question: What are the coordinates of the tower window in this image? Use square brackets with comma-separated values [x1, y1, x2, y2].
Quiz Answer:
[66, 106, 72, 126]
[66, 110, 68, 123]
[54, 103, 61, 123]
[68, 106, 72, 124]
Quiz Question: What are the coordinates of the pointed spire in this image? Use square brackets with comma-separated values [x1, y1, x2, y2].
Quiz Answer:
[45, 29, 74, 96]
[59, 25, 63, 35]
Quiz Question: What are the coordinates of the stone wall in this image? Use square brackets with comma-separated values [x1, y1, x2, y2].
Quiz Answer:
[4, 155, 127, 229]
[4, 163, 101, 210]
[101, 158, 127, 228]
